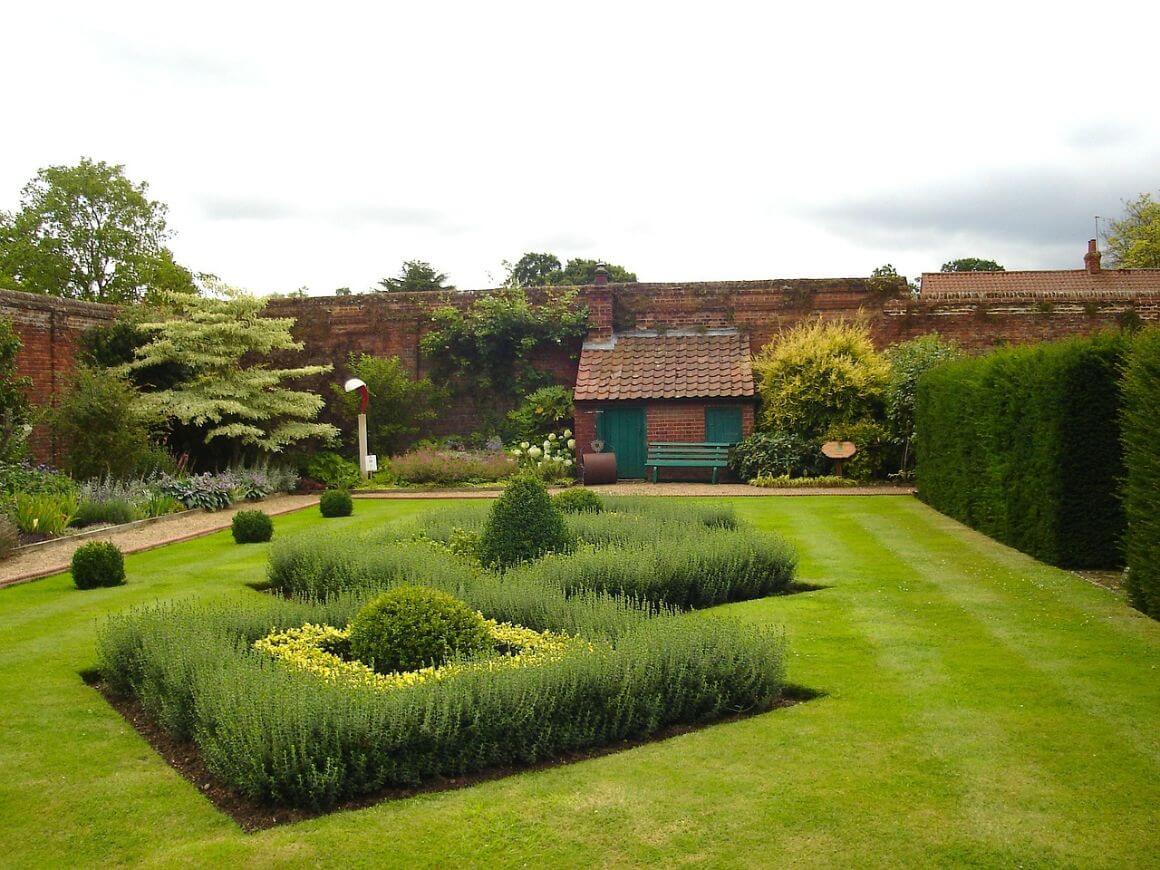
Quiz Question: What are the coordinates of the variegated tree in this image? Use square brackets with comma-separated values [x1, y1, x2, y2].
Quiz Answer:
[128, 282, 338, 452]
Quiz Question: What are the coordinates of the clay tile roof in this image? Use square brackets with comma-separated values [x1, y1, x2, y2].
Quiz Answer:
[574, 329, 755, 402]
[920, 269, 1160, 300]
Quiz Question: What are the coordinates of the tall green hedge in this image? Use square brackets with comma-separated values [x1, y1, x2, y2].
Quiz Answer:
[1121, 328, 1160, 618]
[915, 333, 1127, 569]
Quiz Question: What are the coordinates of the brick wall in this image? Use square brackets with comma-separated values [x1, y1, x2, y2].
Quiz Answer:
[5, 273, 1157, 464]
[263, 289, 583, 437]
[0, 290, 118, 463]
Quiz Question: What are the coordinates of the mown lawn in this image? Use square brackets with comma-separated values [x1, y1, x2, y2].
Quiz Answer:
[1, 496, 1157, 867]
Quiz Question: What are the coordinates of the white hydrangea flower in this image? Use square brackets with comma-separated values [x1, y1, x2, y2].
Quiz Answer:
[520, 441, 530, 450]
[549, 433, 558, 441]
[567, 439, 576, 449]
[563, 428, 572, 437]
[564, 458, 573, 466]
[528, 446, 542, 458]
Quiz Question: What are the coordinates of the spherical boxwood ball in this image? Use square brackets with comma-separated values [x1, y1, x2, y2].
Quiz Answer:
[231, 509, 273, 544]
[348, 585, 491, 674]
[319, 489, 353, 518]
[71, 540, 125, 590]
[551, 487, 604, 514]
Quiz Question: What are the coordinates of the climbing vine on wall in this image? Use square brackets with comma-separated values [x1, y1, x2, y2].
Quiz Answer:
[419, 287, 588, 399]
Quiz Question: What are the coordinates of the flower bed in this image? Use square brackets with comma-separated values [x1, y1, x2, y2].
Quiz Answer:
[99, 486, 794, 812]
[100, 573, 784, 810]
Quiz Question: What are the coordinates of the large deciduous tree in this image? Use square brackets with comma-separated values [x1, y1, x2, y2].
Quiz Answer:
[128, 283, 338, 455]
[506, 253, 637, 287]
[1105, 192, 1160, 268]
[940, 257, 1005, 272]
[0, 158, 196, 303]
[377, 260, 453, 292]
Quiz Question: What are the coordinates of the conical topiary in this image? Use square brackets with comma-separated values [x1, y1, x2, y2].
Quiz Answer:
[477, 474, 573, 570]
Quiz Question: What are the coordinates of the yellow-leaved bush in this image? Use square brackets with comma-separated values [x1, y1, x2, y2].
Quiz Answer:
[752, 318, 890, 439]
[254, 618, 590, 692]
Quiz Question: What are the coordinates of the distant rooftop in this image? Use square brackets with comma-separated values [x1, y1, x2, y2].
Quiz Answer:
[921, 240, 1160, 299]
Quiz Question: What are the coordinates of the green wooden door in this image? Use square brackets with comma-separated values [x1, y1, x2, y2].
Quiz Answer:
[599, 407, 647, 478]
[705, 406, 743, 444]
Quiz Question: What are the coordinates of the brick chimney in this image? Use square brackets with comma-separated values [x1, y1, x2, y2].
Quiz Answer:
[1084, 239, 1101, 274]
[593, 264, 609, 286]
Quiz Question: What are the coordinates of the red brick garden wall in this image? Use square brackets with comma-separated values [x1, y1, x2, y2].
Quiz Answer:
[5, 276, 1157, 463]
[0, 289, 118, 463]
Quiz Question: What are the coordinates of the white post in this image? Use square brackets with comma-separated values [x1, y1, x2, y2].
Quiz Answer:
[357, 412, 369, 479]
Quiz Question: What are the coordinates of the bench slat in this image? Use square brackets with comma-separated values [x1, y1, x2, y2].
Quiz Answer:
[645, 440, 734, 484]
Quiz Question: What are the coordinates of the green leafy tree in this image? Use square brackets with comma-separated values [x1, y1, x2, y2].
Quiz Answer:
[752, 318, 890, 439]
[332, 354, 442, 456]
[940, 257, 1005, 272]
[0, 158, 196, 303]
[507, 252, 563, 287]
[127, 283, 338, 455]
[378, 260, 453, 292]
[505, 254, 637, 287]
[53, 366, 165, 480]
[884, 334, 962, 472]
[0, 318, 33, 463]
[558, 258, 636, 285]
[1105, 192, 1160, 268]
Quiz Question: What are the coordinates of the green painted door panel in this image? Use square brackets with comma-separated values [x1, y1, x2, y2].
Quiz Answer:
[599, 407, 647, 478]
[705, 406, 743, 444]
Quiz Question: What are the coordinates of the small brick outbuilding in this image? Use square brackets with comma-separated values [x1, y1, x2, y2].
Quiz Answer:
[572, 326, 756, 480]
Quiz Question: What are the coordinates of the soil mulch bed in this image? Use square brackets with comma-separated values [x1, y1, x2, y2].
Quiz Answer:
[86, 674, 817, 832]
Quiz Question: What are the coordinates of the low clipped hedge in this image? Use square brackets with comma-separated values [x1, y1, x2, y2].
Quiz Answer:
[99, 579, 785, 810]
[231, 509, 273, 544]
[508, 528, 797, 609]
[915, 333, 1127, 568]
[1121, 328, 1160, 618]
[319, 489, 353, 518]
[551, 488, 603, 514]
[72, 541, 125, 589]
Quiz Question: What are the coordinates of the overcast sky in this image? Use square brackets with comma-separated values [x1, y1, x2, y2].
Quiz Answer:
[2, 1, 1157, 294]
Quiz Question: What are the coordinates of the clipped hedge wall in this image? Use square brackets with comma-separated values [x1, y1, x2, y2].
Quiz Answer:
[1121, 328, 1160, 618]
[915, 333, 1127, 569]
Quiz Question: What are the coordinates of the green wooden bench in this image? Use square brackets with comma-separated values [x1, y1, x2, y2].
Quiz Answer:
[646, 442, 733, 484]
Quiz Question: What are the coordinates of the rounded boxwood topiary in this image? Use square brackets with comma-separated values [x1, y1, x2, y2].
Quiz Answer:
[231, 509, 273, 544]
[319, 489, 353, 518]
[551, 488, 603, 514]
[71, 540, 125, 589]
[478, 474, 573, 570]
[348, 585, 491, 674]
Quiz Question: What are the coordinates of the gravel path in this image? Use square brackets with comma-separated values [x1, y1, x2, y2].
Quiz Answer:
[0, 494, 319, 588]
